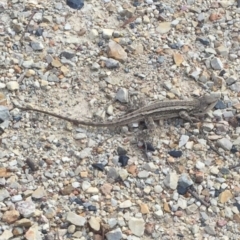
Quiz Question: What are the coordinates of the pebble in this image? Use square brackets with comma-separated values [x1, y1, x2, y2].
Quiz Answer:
[179, 135, 189, 148]
[106, 228, 122, 240]
[210, 57, 223, 70]
[156, 22, 171, 34]
[163, 172, 178, 190]
[89, 217, 100, 231]
[217, 138, 233, 151]
[6, 81, 19, 91]
[107, 41, 127, 62]
[66, 212, 86, 226]
[16, 201, 36, 218]
[128, 217, 145, 237]
[119, 200, 132, 208]
[115, 88, 129, 103]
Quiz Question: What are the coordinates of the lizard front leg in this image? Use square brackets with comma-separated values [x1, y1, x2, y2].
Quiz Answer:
[179, 111, 198, 123]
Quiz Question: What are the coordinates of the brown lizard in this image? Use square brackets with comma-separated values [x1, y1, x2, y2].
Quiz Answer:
[13, 93, 220, 127]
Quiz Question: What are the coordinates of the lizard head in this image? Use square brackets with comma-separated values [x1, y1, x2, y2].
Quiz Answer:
[197, 93, 221, 115]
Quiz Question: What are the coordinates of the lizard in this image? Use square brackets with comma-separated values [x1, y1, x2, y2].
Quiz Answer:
[13, 93, 220, 127]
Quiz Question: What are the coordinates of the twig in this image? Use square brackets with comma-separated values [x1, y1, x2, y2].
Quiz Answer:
[187, 186, 210, 207]
[20, 10, 37, 45]
[17, 70, 27, 83]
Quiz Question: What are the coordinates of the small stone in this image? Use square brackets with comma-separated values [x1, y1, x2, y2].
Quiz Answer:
[156, 22, 171, 34]
[128, 217, 145, 237]
[216, 45, 229, 57]
[154, 185, 163, 193]
[25, 225, 42, 240]
[138, 170, 149, 178]
[89, 217, 100, 231]
[15, 218, 32, 227]
[61, 185, 74, 195]
[0, 230, 13, 240]
[119, 200, 132, 208]
[204, 226, 216, 236]
[51, 59, 62, 67]
[89, 29, 99, 40]
[173, 53, 184, 66]
[106, 228, 122, 240]
[217, 138, 233, 151]
[107, 41, 127, 62]
[196, 161, 205, 170]
[6, 81, 19, 91]
[32, 187, 46, 199]
[86, 187, 99, 194]
[163, 202, 171, 213]
[139, 203, 150, 214]
[102, 29, 114, 39]
[179, 135, 189, 148]
[0, 106, 10, 123]
[219, 190, 233, 203]
[92, 163, 105, 171]
[2, 210, 20, 223]
[104, 58, 120, 69]
[195, 171, 204, 183]
[74, 133, 87, 140]
[168, 150, 182, 158]
[217, 219, 227, 227]
[163, 172, 178, 190]
[67, 225, 76, 234]
[210, 166, 219, 175]
[16, 201, 36, 218]
[64, 23, 71, 30]
[11, 195, 22, 202]
[209, 13, 221, 21]
[118, 155, 129, 167]
[115, 88, 128, 103]
[210, 57, 223, 70]
[100, 183, 112, 196]
[118, 169, 128, 180]
[108, 218, 118, 228]
[66, 212, 86, 226]
[31, 41, 44, 50]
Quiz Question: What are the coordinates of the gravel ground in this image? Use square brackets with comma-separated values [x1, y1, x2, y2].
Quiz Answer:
[0, 0, 240, 239]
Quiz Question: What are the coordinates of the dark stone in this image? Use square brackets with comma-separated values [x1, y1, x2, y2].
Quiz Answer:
[13, 116, 22, 122]
[220, 167, 230, 175]
[66, 0, 84, 10]
[117, 147, 127, 156]
[118, 155, 129, 167]
[12, 44, 19, 50]
[35, 28, 44, 36]
[214, 189, 223, 197]
[177, 185, 188, 195]
[145, 142, 155, 152]
[168, 150, 182, 158]
[196, 37, 210, 46]
[168, 43, 180, 49]
[60, 51, 75, 59]
[74, 197, 84, 205]
[88, 205, 97, 211]
[230, 145, 238, 154]
[92, 163, 105, 171]
[214, 100, 226, 109]
[26, 158, 38, 171]
[129, 23, 135, 29]
[219, 70, 226, 77]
